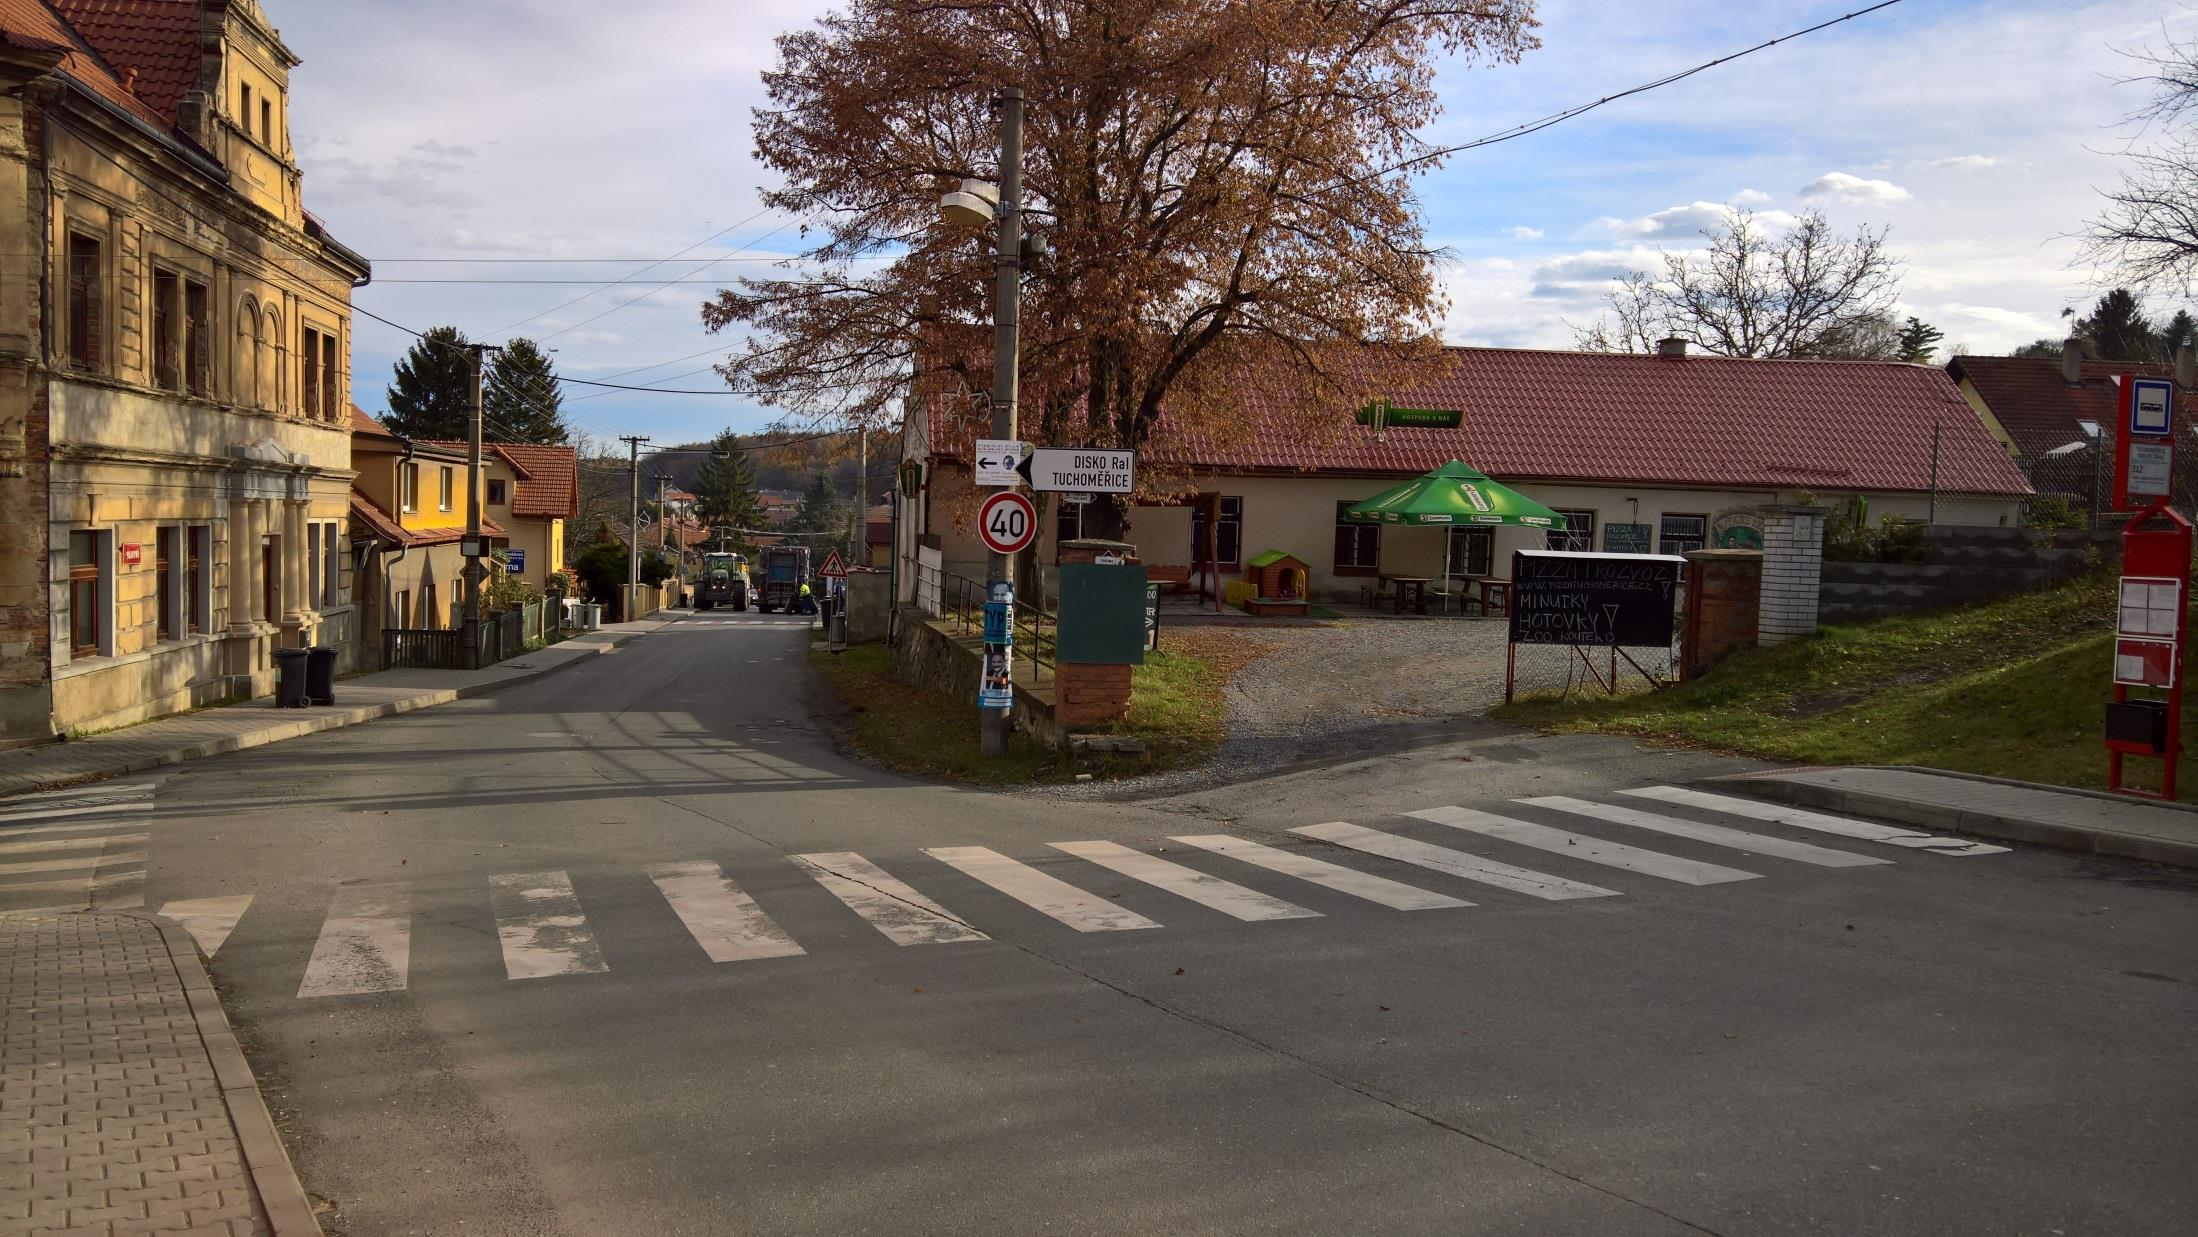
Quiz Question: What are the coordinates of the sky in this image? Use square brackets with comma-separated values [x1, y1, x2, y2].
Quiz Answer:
[272, 0, 2196, 449]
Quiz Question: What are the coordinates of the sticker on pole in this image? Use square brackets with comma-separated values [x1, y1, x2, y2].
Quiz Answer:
[974, 439, 1028, 487]
[817, 550, 847, 578]
[977, 490, 1038, 554]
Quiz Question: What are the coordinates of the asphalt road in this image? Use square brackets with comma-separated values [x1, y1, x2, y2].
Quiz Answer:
[79, 612, 2198, 1234]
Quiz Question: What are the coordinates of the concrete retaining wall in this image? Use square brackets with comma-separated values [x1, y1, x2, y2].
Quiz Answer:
[1819, 527, 2118, 623]
[892, 617, 1063, 748]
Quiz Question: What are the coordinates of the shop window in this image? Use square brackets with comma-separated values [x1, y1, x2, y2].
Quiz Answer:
[1547, 509, 1596, 552]
[1659, 514, 1707, 556]
[487, 479, 509, 506]
[1333, 500, 1380, 574]
[67, 233, 102, 370]
[68, 531, 106, 658]
[156, 527, 176, 639]
[1446, 528, 1495, 578]
[1191, 496, 1242, 568]
[184, 280, 210, 396]
[438, 466, 454, 512]
[187, 526, 209, 633]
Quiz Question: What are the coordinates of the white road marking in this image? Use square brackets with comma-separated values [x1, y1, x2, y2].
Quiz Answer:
[0, 870, 146, 897]
[0, 832, 147, 856]
[1409, 806, 1760, 885]
[1291, 822, 1615, 901]
[298, 884, 412, 998]
[1620, 787, 2012, 855]
[793, 852, 987, 945]
[646, 861, 806, 962]
[1520, 797, 1889, 868]
[160, 895, 255, 957]
[488, 871, 609, 980]
[0, 851, 148, 878]
[1170, 835, 1471, 910]
[924, 846, 1163, 932]
[1049, 840, 1320, 922]
[0, 801, 154, 826]
[0, 819, 151, 838]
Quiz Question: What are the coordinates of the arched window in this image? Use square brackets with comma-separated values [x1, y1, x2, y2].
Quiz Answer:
[264, 306, 285, 412]
[236, 295, 260, 407]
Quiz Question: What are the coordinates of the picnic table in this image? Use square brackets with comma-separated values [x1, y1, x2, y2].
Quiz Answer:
[1379, 574, 1432, 615]
[1475, 577, 1512, 615]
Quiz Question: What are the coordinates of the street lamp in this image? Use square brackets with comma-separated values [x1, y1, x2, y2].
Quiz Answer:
[939, 178, 1000, 230]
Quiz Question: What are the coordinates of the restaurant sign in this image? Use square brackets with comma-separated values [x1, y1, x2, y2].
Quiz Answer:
[1356, 402, 1464, 429]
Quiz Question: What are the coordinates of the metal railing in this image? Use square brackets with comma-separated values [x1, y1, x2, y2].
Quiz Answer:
[383, 627, 461, 669]
[912, 560, 1056, 684]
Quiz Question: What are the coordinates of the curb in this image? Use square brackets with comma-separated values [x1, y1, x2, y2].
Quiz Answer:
[132, 911, 322, 1237]
[0, 629, 643, 798]
[1703, 773, 2198, 870]
[1842, 763, 2198, 816]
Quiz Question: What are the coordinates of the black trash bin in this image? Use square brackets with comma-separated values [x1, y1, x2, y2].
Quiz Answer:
[305, 646, 338, 706]
[273, 647, 309, 708]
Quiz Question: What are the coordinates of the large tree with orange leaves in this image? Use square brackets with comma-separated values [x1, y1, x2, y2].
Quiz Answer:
[704, 0, 1538, 527]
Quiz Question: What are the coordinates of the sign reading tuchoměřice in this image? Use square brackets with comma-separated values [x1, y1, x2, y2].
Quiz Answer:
[1018, 448, 1138, 494]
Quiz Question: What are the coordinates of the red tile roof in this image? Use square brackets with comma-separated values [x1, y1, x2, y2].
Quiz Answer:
[49, 0, 199, 123]
[1948, 355, 2189, 461]
[349, 403, 397, 439]
[349, 492, 506, 548]
[418, 440, 580, 520]
[0, 0, 173, 130]
[924, 346, 2032, 497]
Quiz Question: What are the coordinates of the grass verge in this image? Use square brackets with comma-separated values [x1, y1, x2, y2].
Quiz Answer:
[1492, 573, 2196, 798]
[807, 628, 1274, 785]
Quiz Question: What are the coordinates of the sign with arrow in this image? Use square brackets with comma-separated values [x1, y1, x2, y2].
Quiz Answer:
[974, 439, 1028, 487]
[1017, 448, 1137, 494]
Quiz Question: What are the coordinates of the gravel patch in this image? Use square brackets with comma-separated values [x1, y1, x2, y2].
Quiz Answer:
[1034, 618, 1522, 801]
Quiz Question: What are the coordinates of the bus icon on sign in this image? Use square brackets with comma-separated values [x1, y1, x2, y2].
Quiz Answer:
[2131, 378, 2175, 438]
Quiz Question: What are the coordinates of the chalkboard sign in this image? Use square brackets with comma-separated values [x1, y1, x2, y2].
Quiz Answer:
[1507, 550, 1684, 648]
[1603, 523, 1652, 554]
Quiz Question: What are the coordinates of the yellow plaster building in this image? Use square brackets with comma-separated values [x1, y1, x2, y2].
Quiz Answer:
[0, 0, 367, 740]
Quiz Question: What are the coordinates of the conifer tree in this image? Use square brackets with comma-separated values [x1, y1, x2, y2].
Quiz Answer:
[483, 337, 572, 443]
[692, 430, 763, 537]
[383, 326, 474, 440]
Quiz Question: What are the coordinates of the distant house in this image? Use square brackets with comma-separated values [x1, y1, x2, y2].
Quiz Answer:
[349, 410, 502, 648]
[420, 441, 579, 584]
[757, 492, 802, 528]
[1948, 344, 2197, 519]
[864, 503, 893, 567]
[900, 342, 2032, 603]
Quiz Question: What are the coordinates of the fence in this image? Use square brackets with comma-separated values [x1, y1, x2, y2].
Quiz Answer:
[383, 627, 461, 670]
[908, 558, 1057, 685]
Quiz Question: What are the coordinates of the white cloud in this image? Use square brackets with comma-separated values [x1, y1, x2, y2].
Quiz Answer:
[1505, 225, 1544, 240]
[1912, 155, 2000, 171]
[1595, 200, 1799, 239]
[1732, 189, 1773, 205]
[1799, 172, 1913, 205]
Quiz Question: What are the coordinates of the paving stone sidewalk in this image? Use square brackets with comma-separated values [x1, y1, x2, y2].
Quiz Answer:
[1713, 764, 2198, 868]
[1, 913, 314, 1236]
[0, 621, 666, 798]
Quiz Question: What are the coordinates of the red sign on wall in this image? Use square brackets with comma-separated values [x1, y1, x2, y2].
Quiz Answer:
[120, 543, 142, 566]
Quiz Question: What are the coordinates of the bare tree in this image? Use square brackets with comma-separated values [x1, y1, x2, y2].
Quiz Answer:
[2082, 29, 2198, 291]
[702, 0, 1540, 533]
[1573, 209, 1902, 358]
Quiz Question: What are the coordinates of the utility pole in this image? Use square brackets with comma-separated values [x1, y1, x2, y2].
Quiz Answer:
[655, 475, 671, 555]
[462, 343, 492, 669]
[982, 87, 1024, 758]
[852, 427, 867, 566]
[620, 435, 649, 616]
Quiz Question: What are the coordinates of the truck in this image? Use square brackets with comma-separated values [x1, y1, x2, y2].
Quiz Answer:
[693, 552, 749, 612]
[756, 546, 811, 614]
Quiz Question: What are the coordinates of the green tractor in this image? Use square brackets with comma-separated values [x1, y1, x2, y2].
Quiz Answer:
[694, 551, 750, 612]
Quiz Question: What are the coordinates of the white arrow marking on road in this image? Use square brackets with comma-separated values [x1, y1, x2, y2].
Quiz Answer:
[1291, 823, 1613, 901]
[488, 871, 609, 980]
[924, 846, 1163, 932]
[647, 861, 806, 963]
[161, 894, 255, 958]
[1519, 797, 1889, 868]
[794, 852, 988, 946]
[1049, 840, 1320, 921]
[1619, 787, 2011, 855]
[298, 884, 412, 998]
[1170, 835, 1470, 910]
[1409, 806, 1759, 885]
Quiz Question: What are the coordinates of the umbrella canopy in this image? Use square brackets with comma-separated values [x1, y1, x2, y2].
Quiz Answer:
[1345, 460, 1567, 529]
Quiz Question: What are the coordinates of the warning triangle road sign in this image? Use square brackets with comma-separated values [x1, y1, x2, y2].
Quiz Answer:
[818, 550, 848, 578]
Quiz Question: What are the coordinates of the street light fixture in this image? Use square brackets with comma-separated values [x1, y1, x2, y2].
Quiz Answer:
[939, 178, 1000, 229]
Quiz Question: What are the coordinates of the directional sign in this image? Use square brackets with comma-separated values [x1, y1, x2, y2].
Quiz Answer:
[974, 438, 1028, 487]
[1017, 448, 1136, 494]
[817, 549, 847, 578]
[977, 490, 1039, 554]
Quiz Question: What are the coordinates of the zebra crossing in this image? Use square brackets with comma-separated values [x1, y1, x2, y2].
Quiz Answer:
[144, 784, 2008, 1000]
[0, 780, 158, 914]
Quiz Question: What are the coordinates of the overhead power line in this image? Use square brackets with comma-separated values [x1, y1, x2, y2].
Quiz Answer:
[482, 205, 779, 338]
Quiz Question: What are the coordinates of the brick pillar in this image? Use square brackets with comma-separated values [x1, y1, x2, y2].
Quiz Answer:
[1758, 505, 1827, 645]
[1055, 661, 1133, 728]
[1682, 549, 1762, 679]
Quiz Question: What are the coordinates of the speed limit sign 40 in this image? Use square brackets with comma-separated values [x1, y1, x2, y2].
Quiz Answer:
[978, 490, 1039, 554]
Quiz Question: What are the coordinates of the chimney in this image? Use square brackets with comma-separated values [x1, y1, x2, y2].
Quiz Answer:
[2180, 342, 2196, 392]
[2061, 336, 2084, 384]
[120, 68, 139, 94]
[1657, 337, 1688, 359]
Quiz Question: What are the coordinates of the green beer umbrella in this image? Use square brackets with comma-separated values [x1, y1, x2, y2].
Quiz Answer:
[1345, 461, 1565, 613]
[1345, 460, 1566, 529]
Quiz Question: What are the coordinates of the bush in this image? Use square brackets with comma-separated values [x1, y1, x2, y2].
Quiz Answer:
[571, 543, 676, 603]
[2026, 495, 2085, 531]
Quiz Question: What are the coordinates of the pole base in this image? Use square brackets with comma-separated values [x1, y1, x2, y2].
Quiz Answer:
[980, 711, 1011, 757]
